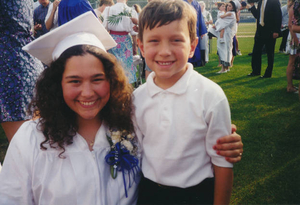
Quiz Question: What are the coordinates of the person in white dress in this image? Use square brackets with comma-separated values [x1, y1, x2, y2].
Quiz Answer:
[199, 1, 213, 63]
[0, 12, 140, 205]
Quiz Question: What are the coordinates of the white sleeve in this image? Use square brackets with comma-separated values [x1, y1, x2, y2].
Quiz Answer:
[130, 9, 138, 35]
[45, 3, 53, 24]
[205, 97, 233, 168]
[102, 6, 110, 30]
[44, 3, 58, 29]
[54, 7, 58, 27]
[209, 13, 213, 22]
[0, 122, 38, 205]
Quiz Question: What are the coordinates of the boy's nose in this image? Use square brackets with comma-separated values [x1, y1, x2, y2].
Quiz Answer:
[159, 42, 172, 56]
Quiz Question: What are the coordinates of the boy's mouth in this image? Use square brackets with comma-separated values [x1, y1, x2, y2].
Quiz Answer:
[157, 61, 173, 66]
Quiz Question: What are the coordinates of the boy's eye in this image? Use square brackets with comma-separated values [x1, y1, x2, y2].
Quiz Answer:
[174, 39, 183, 42]
[148, 39, 158, 43]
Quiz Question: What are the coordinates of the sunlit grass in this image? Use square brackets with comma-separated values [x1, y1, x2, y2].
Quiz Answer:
[195, 29, 300, 204]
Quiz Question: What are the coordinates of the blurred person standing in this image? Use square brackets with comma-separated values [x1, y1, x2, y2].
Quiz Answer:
[33, 0, 50, 38]
[235, 1, 248, 56]
[0, 0, 44, 141]
[199, 1, 213, 64]
[247, 0, 282, 78]
[94, 0, 114, 20]
[45, 0, 60, 31]
[279, 3, 290, 53]
[45, 0, 96, 31]
[184, 0, 207, 67]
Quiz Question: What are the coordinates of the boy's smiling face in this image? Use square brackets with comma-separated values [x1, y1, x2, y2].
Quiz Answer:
[138, 19, 198, 89]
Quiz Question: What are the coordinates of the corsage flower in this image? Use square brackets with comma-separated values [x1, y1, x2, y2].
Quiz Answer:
[105, 129, 140, 197]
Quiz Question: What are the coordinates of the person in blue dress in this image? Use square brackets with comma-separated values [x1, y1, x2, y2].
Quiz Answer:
[184, 0, 207, 67]
[58, 0, 96, 26]
[0, 0, 44, 141]
[45, 0, 96, 31]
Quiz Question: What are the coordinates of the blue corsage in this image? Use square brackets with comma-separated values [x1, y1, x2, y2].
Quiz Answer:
[105, 130, 140, 197]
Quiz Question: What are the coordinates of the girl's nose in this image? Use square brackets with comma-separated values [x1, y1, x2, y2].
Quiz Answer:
[81, 82, 94, 97]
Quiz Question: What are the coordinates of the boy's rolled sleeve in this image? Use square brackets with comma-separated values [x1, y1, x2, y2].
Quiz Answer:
[205, 97, 233, 168]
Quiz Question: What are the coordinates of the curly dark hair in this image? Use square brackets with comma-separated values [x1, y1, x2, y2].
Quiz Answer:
[29, 45, 134, 156]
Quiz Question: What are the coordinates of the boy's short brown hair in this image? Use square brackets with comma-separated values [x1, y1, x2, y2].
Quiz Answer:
[138, 0, 197, 43]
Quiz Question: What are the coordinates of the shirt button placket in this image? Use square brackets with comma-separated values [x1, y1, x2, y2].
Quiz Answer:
[161, 92, 169, 125]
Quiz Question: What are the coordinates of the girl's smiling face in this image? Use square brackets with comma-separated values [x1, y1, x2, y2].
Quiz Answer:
[61, 53, 110, 124]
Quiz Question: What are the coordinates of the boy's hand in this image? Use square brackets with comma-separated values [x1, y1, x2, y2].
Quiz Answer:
[213, 124, 243, 163]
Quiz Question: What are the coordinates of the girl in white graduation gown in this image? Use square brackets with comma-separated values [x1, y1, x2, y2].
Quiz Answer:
[0, 12, 140, 205]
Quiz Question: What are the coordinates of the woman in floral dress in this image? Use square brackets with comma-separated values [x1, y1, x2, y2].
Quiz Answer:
[0, 0, 44, 141]
[102, 0, 138, 84]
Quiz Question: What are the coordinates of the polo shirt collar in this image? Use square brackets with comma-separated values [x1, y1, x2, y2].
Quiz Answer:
[147, 63, 193, 97]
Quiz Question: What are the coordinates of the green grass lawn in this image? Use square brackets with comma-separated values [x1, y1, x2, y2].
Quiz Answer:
[1, 23, 300, 204]
[197, 30, 300, 204]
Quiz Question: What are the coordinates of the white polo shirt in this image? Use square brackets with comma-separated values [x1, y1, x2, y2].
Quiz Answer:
[133, 63, 233, 188]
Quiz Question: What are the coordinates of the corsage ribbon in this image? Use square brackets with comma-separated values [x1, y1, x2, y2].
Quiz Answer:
[105, 141, 140, 197]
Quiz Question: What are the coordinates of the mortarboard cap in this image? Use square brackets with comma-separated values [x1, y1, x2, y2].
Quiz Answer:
[232, 0, 242, 10]
[23, 11, 117, 66]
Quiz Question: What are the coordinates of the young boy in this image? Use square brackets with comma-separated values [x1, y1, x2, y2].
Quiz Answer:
[134, 0, 234, 204]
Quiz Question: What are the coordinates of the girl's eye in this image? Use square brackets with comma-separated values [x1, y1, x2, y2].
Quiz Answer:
[69, 80, 80, 84]
[93, 78, 104, 82]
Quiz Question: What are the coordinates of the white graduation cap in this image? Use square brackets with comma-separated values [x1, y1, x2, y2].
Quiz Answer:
[232, 0, 241, 11]
[23, 11, 117, 66]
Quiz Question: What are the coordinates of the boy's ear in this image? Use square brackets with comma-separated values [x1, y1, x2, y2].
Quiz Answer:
[137, 38, 145, 58]
[189, 37, 199, 58]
